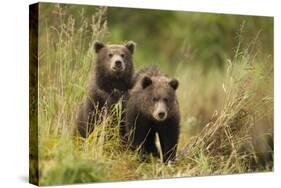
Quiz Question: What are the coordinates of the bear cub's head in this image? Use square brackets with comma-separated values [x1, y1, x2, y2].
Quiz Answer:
[94, 41, 136, 78]
[141, 75, 179, 122]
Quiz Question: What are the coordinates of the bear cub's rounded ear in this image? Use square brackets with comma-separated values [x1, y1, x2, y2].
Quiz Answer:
[125, 41, 136, 54]
[142, 76, 152, 89]
[169, 79, 179, 90]
[94, 41, 105, 53]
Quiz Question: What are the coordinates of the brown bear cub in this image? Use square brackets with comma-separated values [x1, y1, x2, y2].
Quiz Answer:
[125, 67, 180, 163]
[76, 41, 136, 138]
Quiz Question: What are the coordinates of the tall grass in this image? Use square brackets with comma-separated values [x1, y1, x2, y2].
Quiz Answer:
[35, 4, 273, 185]
[177, 49, 273, 175]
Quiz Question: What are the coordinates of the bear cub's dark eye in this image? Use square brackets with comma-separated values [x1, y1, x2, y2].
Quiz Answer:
[121, 53, 125, 58]
[108, 53, 113, 58]
[152, 97, 159, 102]
[163, 98, 169, 103]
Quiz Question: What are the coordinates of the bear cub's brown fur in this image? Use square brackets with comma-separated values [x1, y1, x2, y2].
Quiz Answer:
[76, 41, 136, 138]
[125, 67, 180, 163]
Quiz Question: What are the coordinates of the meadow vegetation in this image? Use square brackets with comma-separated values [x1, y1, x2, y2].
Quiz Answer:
[31, 3, 273, 185]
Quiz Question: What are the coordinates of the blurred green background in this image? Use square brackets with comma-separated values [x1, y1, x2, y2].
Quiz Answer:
[107, 7, 273, 71]
[40, 3, 273, 72]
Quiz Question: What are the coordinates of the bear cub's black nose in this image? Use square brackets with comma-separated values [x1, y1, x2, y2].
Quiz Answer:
[115, 60, 122, 68]
[158, 112, 165, 119]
